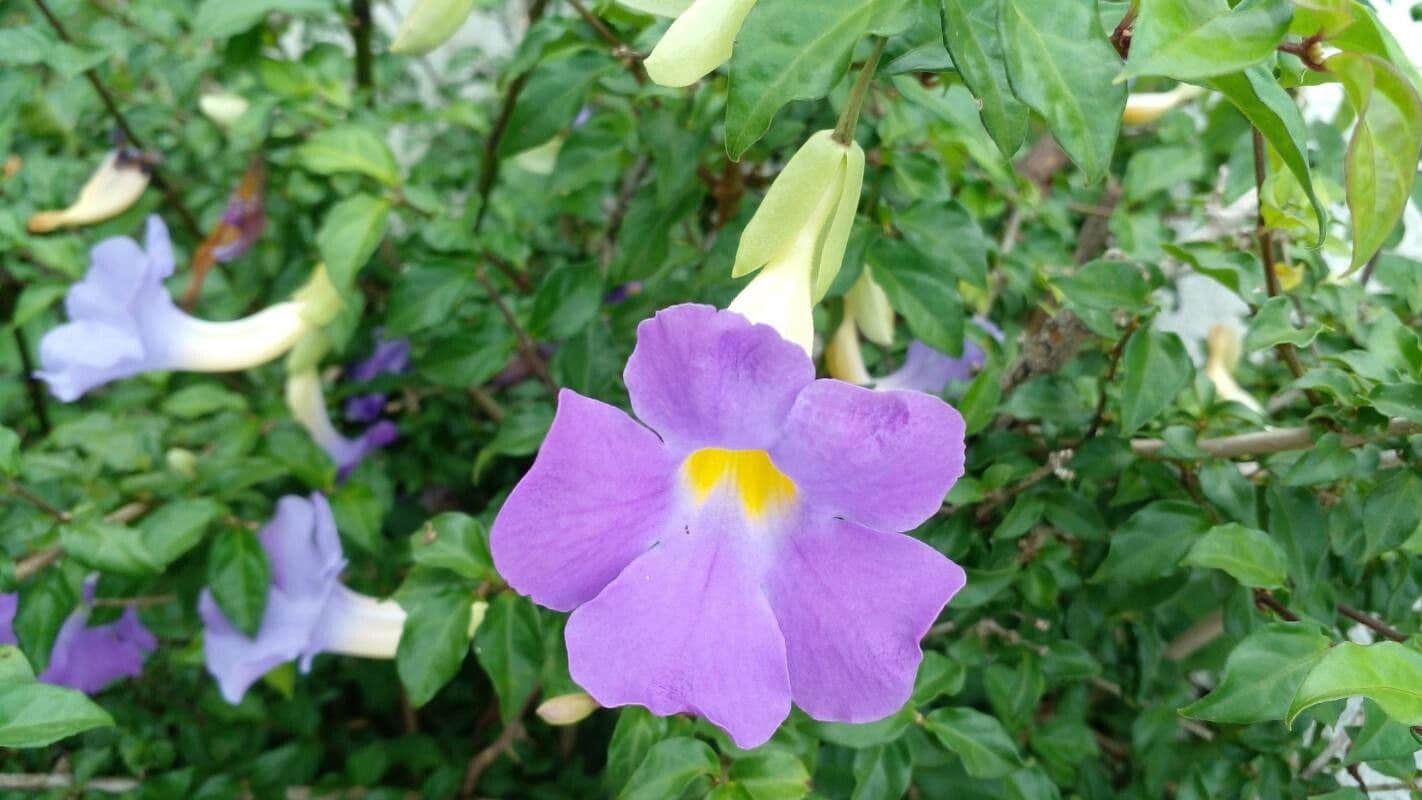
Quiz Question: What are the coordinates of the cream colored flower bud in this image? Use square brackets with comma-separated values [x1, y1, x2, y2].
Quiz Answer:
[1204, 324, 1263, 414]
[729, 130, 865, 353]
[390, 0, 477, 55]
[166, 448, 198, 478]
[199, 92, 251, 128]
[638, 0, 757, 88]
[844, 271, 894, 347]
[536, 692, 600, 726]
[28, 150, 150, 234]
[1122, 84, 1206, 126]
[825, 313, 872, 385]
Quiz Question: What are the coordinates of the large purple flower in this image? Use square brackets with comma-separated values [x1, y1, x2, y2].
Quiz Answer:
[37, 215, 336, 402]
[0, 583, 156, 694]
[491, 304, 967, 748]
[343, 334, 411, 424]
[199, 494, 406, 703]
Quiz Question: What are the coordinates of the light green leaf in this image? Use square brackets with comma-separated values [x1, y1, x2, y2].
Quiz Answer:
[296, 126, 401, 187]
[1182, 523, 1289, 588]
[1288, 642, 1422, 727]
[1054, 259, 1150, 313]
[1363, 469, 1422, 559]
[497, 50, 610, 158]
[409, 513, 497, 582]
[1180, 623, 1331, 723]
[1328, 51, 1422, 273]
[140, 499, 223, 568]
[0, 646, 114, 748]
[1244, 296, 1322, 351]
[922, 706, 1023, 779]
[317, 193, 392, 299]
[1124, 0, 1292, 81]
[192, 0, 334, 39]
[395, 568, 476, 707]
[850, 741, 912, 800]
[60, 519, 160, 576]
[616, 737, 719, 800]
[473, 593, 543, 723]
[728, 749, 811, 800]
[1370, 383, 1422, 425]
[939, 0, 1029, 157]
[1119, 328, 1194, 434]
[998, 0, 1126, 182]
[866, 236, 965, 357]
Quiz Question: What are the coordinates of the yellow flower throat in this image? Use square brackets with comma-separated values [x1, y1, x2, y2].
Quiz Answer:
[682, 448, 797, 519]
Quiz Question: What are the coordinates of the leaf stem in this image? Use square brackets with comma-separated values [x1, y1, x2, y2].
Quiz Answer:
[351, 0, 375, 104]
[475, 268, 558, 395]
[833, 37, 887, 145]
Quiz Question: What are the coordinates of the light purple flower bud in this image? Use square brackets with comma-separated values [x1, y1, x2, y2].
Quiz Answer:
[876, 317, 1004, 396]
[199, 494, 406, 704]
[37, 215, 319, 402]
[491, 304, 968, 749]
[287, 371, 398, 481]
[343, 334, 411, 424]
[0, 582, 156, 694]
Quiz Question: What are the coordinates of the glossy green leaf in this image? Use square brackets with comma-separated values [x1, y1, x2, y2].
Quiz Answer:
[1119, 328, 1194, 434]
[1055, 259, 1150, 312]
[0, 647, 113, 748]
[850, 740, 912, 800]
[616, 737, 719, 800]
[923, 706, 1023, 779]
[1124, 0, 1292, 81]
[409, 513, 496, 582]
[395, 568, 476, 707]
[866, 236, 965, 357]
[140, 499, 223, 568]
[727, 749, 811, 800]
[317, 193, 392, 299]
[1092, 500, 1211, 584]
[1363, 470, 1422, 559]
[497, 50, 610, 158]
[939, 0, 1029, 157]
[473, 593, 543, 723]
[1244, 296, 1322, 351]
[206, 530, 270, 638]
[1180, 623, 1331, 723]
[60, 518, 159, 575]
[1288, 642, 1422, 727]
[998, 0, 1126, 182]
[1182, 523, 1289, 588]
[296, 126, 401, 187]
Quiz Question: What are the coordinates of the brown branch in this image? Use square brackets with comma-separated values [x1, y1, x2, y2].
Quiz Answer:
[7, 483, 70, 523]
[1251, 128, 1315, 389]
[14, 546, 63, 582]
[566, 0, 645, 83]
[999, 310, 1092, 394]
[970, 450, 1070, 523]
[1338, 604, 1407, 643]
[1253, 589, 1300, 622]
[1131, 418, 1421, 460]
[1110, 4, 1137, 59]
[30, 0, 202, 239]
[461, 688, 540, 797]
[1085, 317, 1139, 438]
[475, 269, 557, 395]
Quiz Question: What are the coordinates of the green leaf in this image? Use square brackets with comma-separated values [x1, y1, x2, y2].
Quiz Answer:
[395, 569, 476, 707]
[60, 519, 160, 576]
[1182, 523, 1289, 588]
[317, 193, 392, 299]
[815, 705, 915, 749]
[13, 573, 77, 675]
[1119, 328, 1194, 434]
[1370, 383, 1422, 425]
[998, 0, 1126, 182]
[1093, 500, 1211, 584]
[409, 513, 496, 582]
[0, 425, 19, 477]
[296, 126, 401, 187]
[939, 0, 1030, 157]
[206, 530, 271, 638]
[473, 593, 543, 723]
[0, 26, 107, 79]
[1288, 642, 1422, 727]
[1123, 0, 1292, 81]
[894, 202, 991, 289]
[160, 383, 248, 419]
[1180, 623, 1330, 723]
[1122, 145, 1208, 203]
[923, 706, 1023, 779]
[727, 749, 812, 800]
[0, 647, 114, 748]
[850, 741, 912, 800]
[866, 236, 965, 357]
[725, 0, 896, 158]
[1279, 432, 1354, 486]
[1244, 296, 1322, 351]
[140, 499, 223, 568]
[616, 737, 719, 800]
[1055, 260, 1150, 313]
[192, 0, 333, 39]
[10, 283, 67, 329]
[529, 264, 604, 340]
[606, 707, 670, 791]
[497, 50, 610, 158]
[1363, 470, 1422, 559]
[1328, 51, 1422, 273]
[1208, 67, 1328, 243]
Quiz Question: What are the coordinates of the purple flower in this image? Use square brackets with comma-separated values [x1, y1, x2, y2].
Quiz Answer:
[198, 494, 406, 704]
[491, 304, 967, 748]
[0, 583, 156, 694]
[37, 215, 333, 402]
[343, 334, 411, 424]
[287, 371, 399, 480]
[876, 318, 1004, 395]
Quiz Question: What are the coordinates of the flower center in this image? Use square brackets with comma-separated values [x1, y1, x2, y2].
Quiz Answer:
[682, 448, 797, 519]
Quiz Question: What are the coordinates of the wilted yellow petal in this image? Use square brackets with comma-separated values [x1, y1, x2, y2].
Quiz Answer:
[390, 0, 477, 55]
[28, 150, 150, 234]
[812, 139, 865, 301]
[825, 312, 872, 385]
[536, 693, 600, 725]
[1273, 262, 1305, 292]
[643, 0, 756, 88]
[618, 0, 692, 15]
[845, 270, 894, 347]
[733, 130, 848, 278]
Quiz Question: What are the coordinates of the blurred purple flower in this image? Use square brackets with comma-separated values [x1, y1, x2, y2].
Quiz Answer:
[210, 189, 266, 263]
[603, 281, 643, 305]
[287, 371, 399, 481]
[37, 215, 321, 402]
[876, 318, 1004, 395]
[198, 494, 406, 704]
[343, 334, 411, 424]
[0, 582, 156, 694]
[491, 304, 967, 748]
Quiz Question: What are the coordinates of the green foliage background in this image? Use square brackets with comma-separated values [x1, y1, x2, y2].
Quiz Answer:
[3, 0, 1422, 797]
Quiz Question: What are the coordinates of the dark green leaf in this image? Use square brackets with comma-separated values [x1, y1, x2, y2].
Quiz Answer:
[409, 513, 496, 582]
[1119, 328, 1194, 434]
[1092, 500, 1210, 584]
[616, 737, 719, 800]
[923, 706, 1023, 779]
[1180, 623, 1330, 723]
[317, 193, 392, 300]
[867, 236, 965, 357]
[473, 593, 543, 723]
[206, 530, 271, 638]
[939, 0, 1030, 156]
[395, 569, 476, 707]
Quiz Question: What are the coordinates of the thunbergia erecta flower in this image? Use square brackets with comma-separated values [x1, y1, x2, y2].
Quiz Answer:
[0, 583, 156, 694]
[27, 147, 151, 234]
[198, 494, 407, 703]
[877, 319, 1004, 395]
[343, 333, 411, 424]
[287, 368, 398, 480]
[730, 130, 865, 353]
[37, 215, 342, 402]
[620, 0, 757, 87]
[492, 303, 967, 748]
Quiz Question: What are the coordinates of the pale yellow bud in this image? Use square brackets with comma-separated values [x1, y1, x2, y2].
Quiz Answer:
[643, 0, 757, 88]
[1204, 324, 1263, 413]
[199, 91, 251, 127]
[468, 600, 488, 638]
[844, 271, 894, 347]
[28, 151, 150, 234]
[1122, 84, 1206, 126]
[825, 312, 872, 385]
[536, 692, 600, 726]
[166, 448, 198, 478]
[619, 0, 692, 14]
[512, 136, 565, 176]
[390, 0, 477, 55]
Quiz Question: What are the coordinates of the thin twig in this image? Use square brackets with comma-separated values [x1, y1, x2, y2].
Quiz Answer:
[475, 269, 557, 394]
[970, 451, 1070, 523]
[14, 546, 63, 582]
[7, 483, 70, 522]
[1085, 317, 1139, 438]
[90, 594, 177, 609]
[565, 0, 645, 82]
[30, 0, 202, 239]
[1338, 604, 1407, 643]
[1253, 589, 1300, 622]
[1132, 418, 1421, 460]
[461, 688, 540, 797]
[1251, 128, 1311, 384]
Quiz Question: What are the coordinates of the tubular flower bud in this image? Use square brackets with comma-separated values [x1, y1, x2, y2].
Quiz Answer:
[286, 366, 398, 481]
[27, 149, 150, 234]
[536, 692, 601, 726]
[1122, 84, 1206, 126]
[1204, 324, 1264, 414]
[199, 494, 409, 704]
[198, 91, 251, 127]
[36, 216, 342, 402]
[625, 0, 757, 88]
[729, 130, 865, 353]
[390, 0, 478, 55]
[824, 272, 895, 385]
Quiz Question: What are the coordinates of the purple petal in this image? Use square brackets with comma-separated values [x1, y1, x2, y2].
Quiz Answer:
[876, 318, 1002, 395]
[343, 393, 388, 424]
[565, 526, 791, 749]
[492, 390, 678, 612]
[260, 494, 346, 599]
[770, 380, 966, 533]
[347, 335, 411, 383]
[765, 515, 965, 723]
[0, 593, 17, 645]
[39, 607, 156, 694]
[329, 420, 400, 481]
[624, 304, 814, 453]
